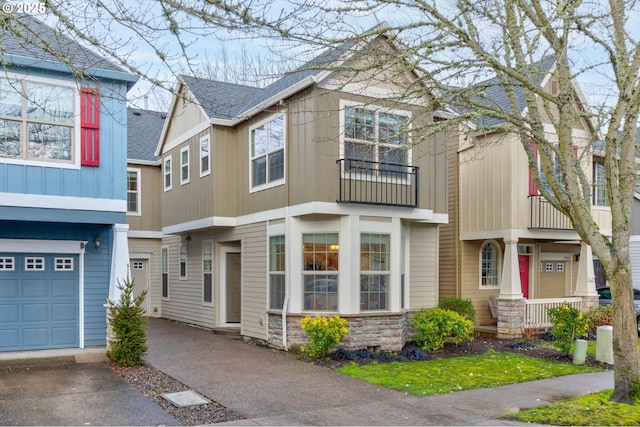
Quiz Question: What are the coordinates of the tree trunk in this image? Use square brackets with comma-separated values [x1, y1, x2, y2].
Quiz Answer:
[609, 264, 640, 404]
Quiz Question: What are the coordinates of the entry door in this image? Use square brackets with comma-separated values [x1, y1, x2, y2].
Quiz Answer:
[226, 253, 241, 323]
[518, 255, 529, 298]
[130, 259, 149, 314]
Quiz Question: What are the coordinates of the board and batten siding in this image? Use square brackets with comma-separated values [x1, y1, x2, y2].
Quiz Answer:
[408, 223, 439, 309]
[127, 164, 162, 232]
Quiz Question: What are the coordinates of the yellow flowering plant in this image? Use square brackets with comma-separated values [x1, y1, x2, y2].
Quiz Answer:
[547, 302, 589, 353]
[300, 315, 348, 358]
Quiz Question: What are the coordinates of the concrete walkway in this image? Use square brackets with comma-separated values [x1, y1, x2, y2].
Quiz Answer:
[146, 317, 614, 426]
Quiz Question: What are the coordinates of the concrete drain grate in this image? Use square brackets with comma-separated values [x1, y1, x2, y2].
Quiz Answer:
[161, 390, 210, 407]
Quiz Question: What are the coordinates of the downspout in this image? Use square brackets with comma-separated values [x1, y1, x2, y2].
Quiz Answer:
[282, 295, 289, 351]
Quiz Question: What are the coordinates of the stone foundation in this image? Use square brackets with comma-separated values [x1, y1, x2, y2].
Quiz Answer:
[268, 311, 414, 352]
[497, 298, 525, 339]
[579, 295, 599, 312]
[106, 306, 115, 353]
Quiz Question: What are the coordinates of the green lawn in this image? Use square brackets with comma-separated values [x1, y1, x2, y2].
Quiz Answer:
[336, 349, 600, 396]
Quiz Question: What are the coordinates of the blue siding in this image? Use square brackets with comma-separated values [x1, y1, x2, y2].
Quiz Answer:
[0, 66, 129, 207]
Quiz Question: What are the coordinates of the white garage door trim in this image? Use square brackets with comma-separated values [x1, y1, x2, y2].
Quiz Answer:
[0, 239, 86, 348]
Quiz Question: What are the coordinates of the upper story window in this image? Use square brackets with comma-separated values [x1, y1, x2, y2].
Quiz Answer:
[0, 77, 75, 164]
[200, 135, 210, 177]
[343, 103, 411, 173]
[164, 155, 172, 191]
[593, 160, 609, 207]
[180, 146, 190, 185]
[127, 168, 140, 215]
[250, 113, 285, 192]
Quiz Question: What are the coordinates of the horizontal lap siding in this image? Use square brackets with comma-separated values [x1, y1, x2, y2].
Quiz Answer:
[235, 223, 267, 340]
[128, 238, 162, 317]
[409, 223, 438, 309]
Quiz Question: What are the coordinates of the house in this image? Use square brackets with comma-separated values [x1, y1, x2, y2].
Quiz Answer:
[127, 108, 166, 317]
[0, 16, 137, 351]
[439, 57, 607, 337]
[154, 31, 451, 351]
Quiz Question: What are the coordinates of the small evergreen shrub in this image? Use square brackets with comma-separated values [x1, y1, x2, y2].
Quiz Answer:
[585, 305, 613, 333]
[547, 303, 588, 353]
[107, 278, 148, 366]
[300, 315, 348, 358]
[411, 307, 474, 352]
[438, 297, 476, 322]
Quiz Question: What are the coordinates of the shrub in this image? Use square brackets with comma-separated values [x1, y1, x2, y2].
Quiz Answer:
[300, 315, 348, 358]
[585, 305, 613, 333]
[438, 297, 476, 322]
[107, 278, 148, 366]
[411, 307, 474, 352]
[547, 303, 589, 353]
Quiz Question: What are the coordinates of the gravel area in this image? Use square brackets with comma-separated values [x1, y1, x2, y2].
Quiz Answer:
[108, 361, 244, 425]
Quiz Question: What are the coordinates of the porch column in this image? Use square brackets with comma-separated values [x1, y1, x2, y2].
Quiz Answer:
[108, 223, 131, 303]
[499, 237, 523, 299]
[498, 237, 525, 339]
[575, 242, 599, 311]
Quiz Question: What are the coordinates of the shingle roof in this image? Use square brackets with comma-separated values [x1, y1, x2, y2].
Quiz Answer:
[128, 108, 166, 162]
[181, 37, 358, 121]
[1, 14, 127, 75]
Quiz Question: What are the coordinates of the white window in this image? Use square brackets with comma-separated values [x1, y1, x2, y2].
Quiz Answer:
[161, 246, 169, 299]
[203, 240, 213, 304]
[303, 233, 339, 311]
[480, 241, 500, 287]
[342, 103, 411, 174]
[200, 135, 210, 177]
[163, 155, 172, 191]
[25, 257, 45, 271]
[269, 236, 285, 310]
[180, 146, 190, 185]
[546, 263, 554, 272]
[593, 161, 609, 207]
[556, 263, 565, 272]
[127, 168, 141, 215]
[55, 258, 73, 271]
[132, 261, 144, 270]
[250, 113, 285, 191]
[179, 244, 187, 280]
[0, 257, 14, 270]
[0, 77, 75, 165]
[360, 233, 389, 311]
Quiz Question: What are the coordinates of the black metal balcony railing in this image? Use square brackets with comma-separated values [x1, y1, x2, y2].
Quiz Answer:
[336, 158, 418, 208]
[528, 195, 573, 230]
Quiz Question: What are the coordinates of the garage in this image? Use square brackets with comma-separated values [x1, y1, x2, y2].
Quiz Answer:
[0, 253, 79, 351]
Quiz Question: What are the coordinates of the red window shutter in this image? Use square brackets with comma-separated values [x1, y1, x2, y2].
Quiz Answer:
[80, 88, 100, 166]
[528, 141, 539, 195]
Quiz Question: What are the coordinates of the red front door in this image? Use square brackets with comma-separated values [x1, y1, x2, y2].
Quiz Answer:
[518, 255, 529, 298]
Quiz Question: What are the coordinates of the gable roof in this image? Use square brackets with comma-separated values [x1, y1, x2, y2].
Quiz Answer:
[128, 108, 165, 163]
[0, 15, 137, 85]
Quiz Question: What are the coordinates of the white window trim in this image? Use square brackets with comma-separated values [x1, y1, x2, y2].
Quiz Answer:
[202, 239, 213, 306]
[249, 111, 286, 193]
[338, 99, 413, 179]
[0, 256, 15, 270]
[199, 134, 211, 178]
[0, 72, 81, 170]
[126, 167, 141, 216]
[163, 155, 172, 192]
[179, 243, 188, 280]
[54, 257, 74, 271]
[479, 240, 501, 289]
[359, 233, 391, 312]
[161, 246, 169, 300]
[180, 146, 190, 185]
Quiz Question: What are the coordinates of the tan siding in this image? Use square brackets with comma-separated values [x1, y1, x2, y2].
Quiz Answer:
[408, 223, 439, 309]
[459, 240, 498, 324]
[127, 164, 162, 232]
[164, 87, 207, 143]
[237, 222, 268, 340]
[128, 238, 162, 317]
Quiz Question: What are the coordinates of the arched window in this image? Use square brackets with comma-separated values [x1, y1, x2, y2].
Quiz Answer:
[480, 241, 500, 287]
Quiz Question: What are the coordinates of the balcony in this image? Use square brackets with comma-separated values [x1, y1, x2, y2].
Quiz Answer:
[528, 195, 573, 230]
[336, 158, 418, 208]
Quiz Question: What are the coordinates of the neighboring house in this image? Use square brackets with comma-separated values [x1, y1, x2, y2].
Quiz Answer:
[127, 108, 166, 317]
[0, 17, 137, 351]
[154, 31, 451, 351]
[439, 57, 608, 337]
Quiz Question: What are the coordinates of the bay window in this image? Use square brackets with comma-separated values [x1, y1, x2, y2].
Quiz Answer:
[303, 233, 338, 311]
[360, 233, 390, 311]
[269, 236, 285, 310]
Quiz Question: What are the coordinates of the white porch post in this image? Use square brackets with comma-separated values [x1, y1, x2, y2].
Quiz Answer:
[109, 223, 131, 303]
[575, 242, 597, 297]
[499, 237, 523, 299]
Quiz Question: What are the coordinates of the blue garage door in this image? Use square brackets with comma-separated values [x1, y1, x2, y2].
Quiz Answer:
[0, 253, 79, 351]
